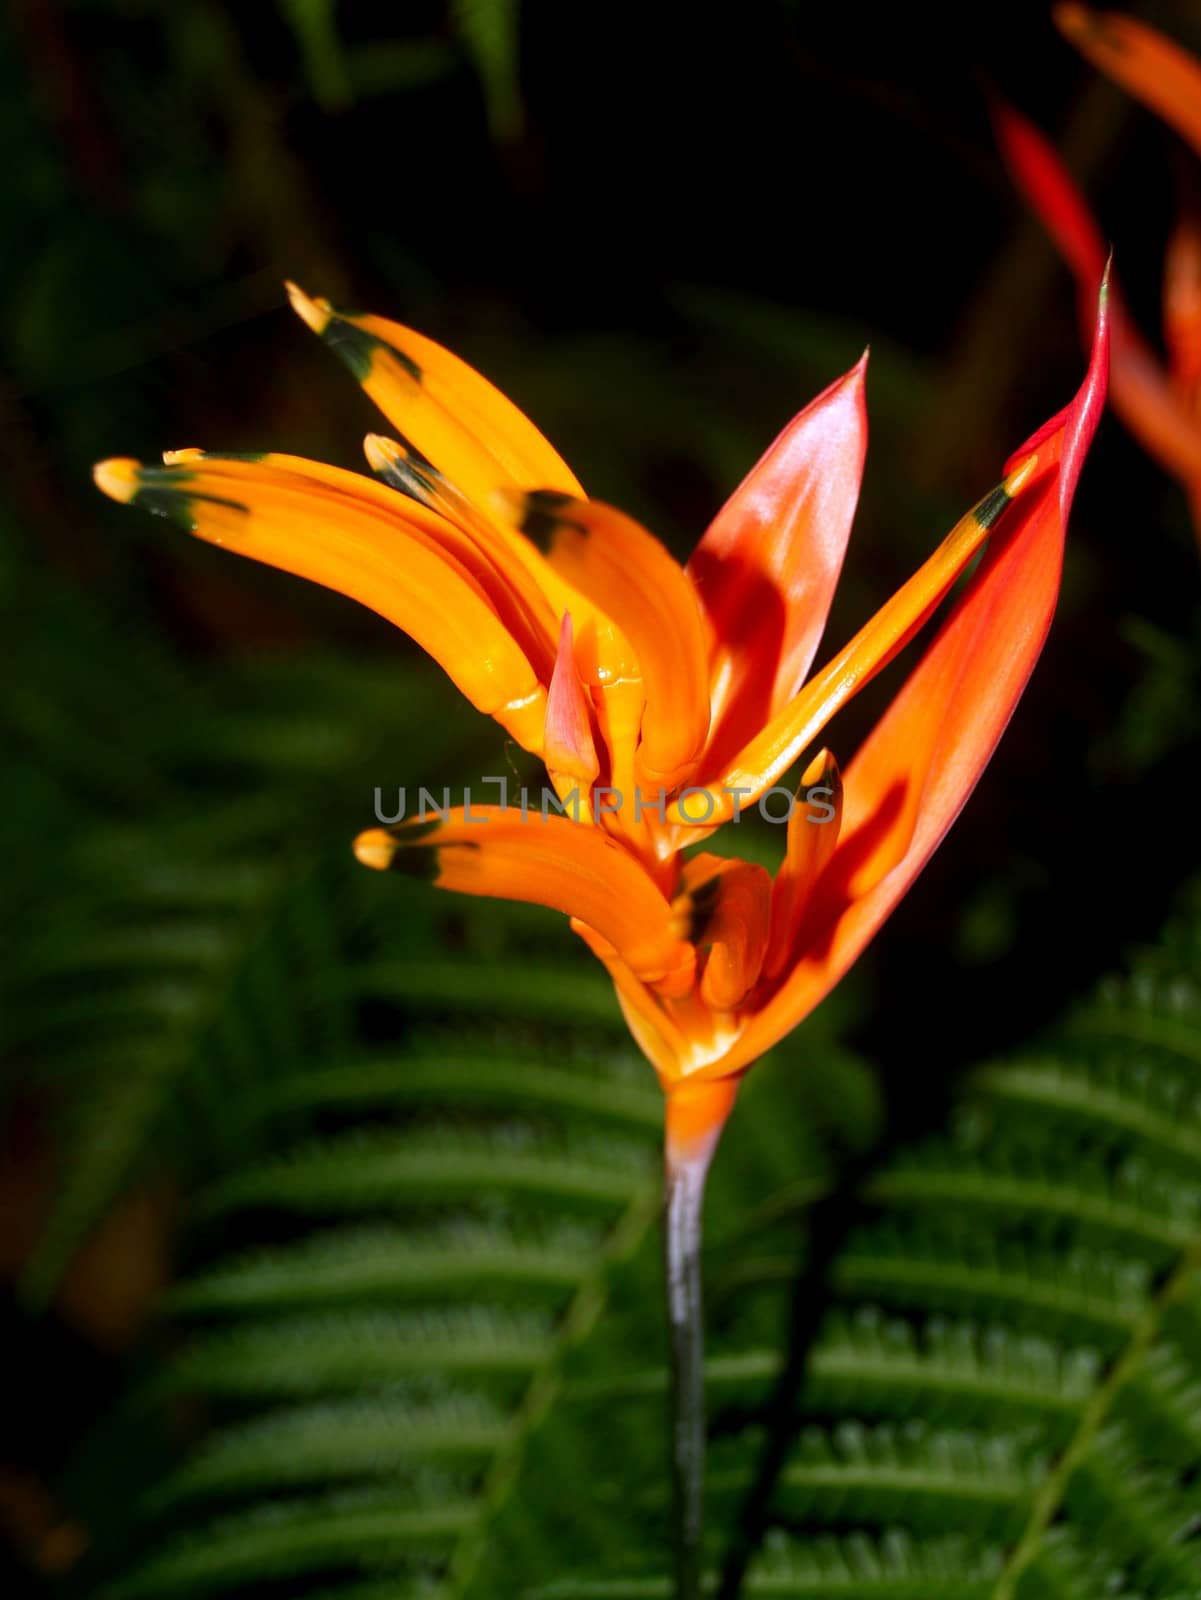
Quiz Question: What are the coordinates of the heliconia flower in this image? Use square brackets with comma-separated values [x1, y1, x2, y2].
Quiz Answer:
[93, 277, 1109, 1163]
[994, 4, 1201, 543]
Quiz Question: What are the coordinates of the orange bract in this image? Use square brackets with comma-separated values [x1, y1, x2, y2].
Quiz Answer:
[997, 6, 1201, 546]
[95, 278, 1109, 1152]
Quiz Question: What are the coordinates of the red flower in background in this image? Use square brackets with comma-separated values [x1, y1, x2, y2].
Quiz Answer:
[996, 4, 1201, 546]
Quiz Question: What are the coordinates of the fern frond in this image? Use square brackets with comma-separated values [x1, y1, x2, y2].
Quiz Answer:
[353, 958, 624, 1028]
[241, 1048, 663, 1133]
[34, 594, 1201, 1596]
[168, 1221, 606, 1316]
[146, 1394, 507, 1510]
[708, 906, 1201, 1600]
[192, 1123, 654, 1222]
[531, 1531, 1001, 1598]
[170, 1308, 556, 1400]
[97, 1487, 473, 1600]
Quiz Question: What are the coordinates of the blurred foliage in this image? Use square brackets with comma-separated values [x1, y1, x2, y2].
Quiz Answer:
[6, 0, 1201, 1595]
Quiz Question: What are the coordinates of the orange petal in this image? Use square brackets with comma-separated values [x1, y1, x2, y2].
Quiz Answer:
[764, 748, 843, 980]
[1165, 210, 1201, 391]
[289, 285, 639, 687]
[177, 444, 557, 684]
[994, 98, 1201, 481]
[589, 674, 666, 860]
[573, 918, 745, 1085]
[287, 283, 583, 500]
[361, 432, 558, 680]
[1055, 4, 1201, 162]
[544, 612, 600, 805]
[667, 459, 1039, 830]
[93, 452, 548, 750]
[704, 274, 1111, 1081]
[678, 854, 772, 1012]
[505, 490, 711, 791]
[572, 918, 691, 1082]
[687, 355, 867, 763]
[354, 807, 695, 992]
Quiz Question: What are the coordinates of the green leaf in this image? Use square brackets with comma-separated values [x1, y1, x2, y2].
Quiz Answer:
[451, 0, 523, 144]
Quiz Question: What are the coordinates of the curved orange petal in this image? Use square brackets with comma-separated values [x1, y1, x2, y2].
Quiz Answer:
[289, 285, 637, 686]
[677, 854, 773, 1011]
[574, 918, 744, 1085]
[354, 807, 695, 993]
[173, 445, 557, 684]
[687, 354, 867, 762]
[506, 490, 711, 792]
[92, 452, 548, 751]
[286, 283, 583, 499]
[1165, 211, 1201, 390]
[362, 432, 558, 676]
[700, 275, 1110, 1082]
[994, 98, 1201, 481]
[544, 612, 600, 806]
[1055, 4, 1201, 163]
[571, 919, 691, 1082]
[764, 748, 843, 980]
[666, 461, 1038, 830]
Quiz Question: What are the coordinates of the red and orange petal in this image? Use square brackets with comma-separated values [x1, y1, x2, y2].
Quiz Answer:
[544, 612, 601, 804]
[668, 457, 1039, 830]
[287, 284, 636, 678]
[361, 432, 559, 678]
[994, 98, 1201, 483]
[1055, 5, 1201, 163]
[699, 275, 1111, 1083]
[689, 354, 867, 767]
[765, 748, 843, 980]
[354, 807, 695, 994]
[286, 284, 584, 498]
[571, 919, 694, 1082]
[677, 854, 772, 1012]
[504, 491, 711, 792]
[92, 451, 549, 751]
[1165, 213, 1201, 392]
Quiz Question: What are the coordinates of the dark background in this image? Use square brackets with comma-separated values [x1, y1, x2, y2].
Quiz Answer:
[4, 0, 1201, 1589]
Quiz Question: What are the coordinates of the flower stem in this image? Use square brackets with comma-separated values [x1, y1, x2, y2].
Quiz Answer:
[664, 1147, 710, 1599]
[662, 1078, 736, 1600]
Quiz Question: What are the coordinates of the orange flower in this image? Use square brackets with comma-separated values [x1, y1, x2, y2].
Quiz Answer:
[94, 279, 1108, 1159]
[995, 4, 1201, 544]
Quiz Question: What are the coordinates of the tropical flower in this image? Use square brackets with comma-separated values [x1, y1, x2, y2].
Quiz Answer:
[94, 280, 1108, 1160]
[95, 279, 1108, 1597]
[995, 3, 1201, 545]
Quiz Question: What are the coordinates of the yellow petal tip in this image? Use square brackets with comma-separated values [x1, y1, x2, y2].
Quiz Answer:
[362, 433, 397, 473]
[1003, 452, 1040, 497]
[490, 486, 534, 527]
[93, 458, 140, 504]
[800, 746, 837, 787]
[352, 830, 395, 871]
[285, 280, 331, 335]
[162, 447, 205, 466]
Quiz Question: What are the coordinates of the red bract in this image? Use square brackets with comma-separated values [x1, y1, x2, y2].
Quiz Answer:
[996, 4, 1201, 546]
